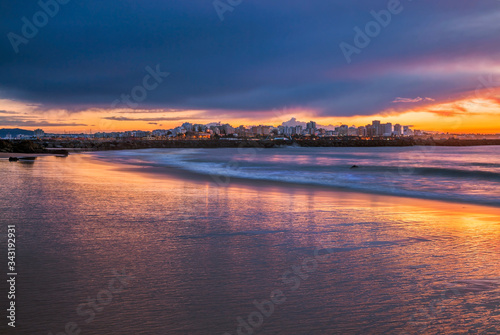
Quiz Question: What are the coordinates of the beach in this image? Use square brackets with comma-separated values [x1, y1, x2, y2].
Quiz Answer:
[1, 150, 499, 334]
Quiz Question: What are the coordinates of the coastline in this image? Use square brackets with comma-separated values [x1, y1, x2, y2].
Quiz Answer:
[4, 138, 500, 155]
[48, 138, 500, 151]
[86, 150, 500, 210]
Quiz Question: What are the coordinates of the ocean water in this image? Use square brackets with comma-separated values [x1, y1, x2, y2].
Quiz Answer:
[0, 148, 499, 334]
[95, 146, 500, 206]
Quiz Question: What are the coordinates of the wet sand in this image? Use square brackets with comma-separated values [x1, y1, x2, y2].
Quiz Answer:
[1, 153, 499, 334]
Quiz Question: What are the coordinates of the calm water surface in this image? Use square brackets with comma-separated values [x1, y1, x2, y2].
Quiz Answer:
[0, 148, 499, 334]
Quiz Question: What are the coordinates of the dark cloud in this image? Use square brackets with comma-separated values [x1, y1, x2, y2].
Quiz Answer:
[116, 109, 188, 114]
[0, 1, 499, 117]
[0, 116, 87, 127]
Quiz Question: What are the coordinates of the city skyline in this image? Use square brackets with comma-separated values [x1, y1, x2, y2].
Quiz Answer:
[0, 97, 498, 134]
[6, 116, 500, 141]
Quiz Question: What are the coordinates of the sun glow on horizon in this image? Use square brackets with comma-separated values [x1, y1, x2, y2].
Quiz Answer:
[1, 92, 499, 134]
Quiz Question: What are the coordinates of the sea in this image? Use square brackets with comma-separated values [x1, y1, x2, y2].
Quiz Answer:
[95, 145, 500, 206]
[0, 146, 499, 334]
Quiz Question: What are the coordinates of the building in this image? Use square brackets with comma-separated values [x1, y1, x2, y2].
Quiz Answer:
[372, 120, 381, 136]
[305, 121, 317, 135]
[306, 121, 317, 130]
[294, 125, 303, 135]
[221, 124, 235, 135]
[338, 125, 348, 136]
[393, 124, 402, 136]
[403, 126, 413, 136]
[357, 126, 367, 137]
[348, 126, 358, 136]
[34, 129, 45, 139]
[383, 123, 393, 137]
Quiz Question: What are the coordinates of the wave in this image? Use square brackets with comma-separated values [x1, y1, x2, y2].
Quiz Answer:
[92, 149, 500, 207]
[349, 166, 500, 181]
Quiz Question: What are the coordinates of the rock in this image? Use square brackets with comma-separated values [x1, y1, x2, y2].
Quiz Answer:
[9, 157, 19, 162]
[52, 149, 69, 156]
[350, 165, 359, 169]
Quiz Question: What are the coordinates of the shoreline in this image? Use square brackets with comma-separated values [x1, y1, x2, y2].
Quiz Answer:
[84, 151, 500, 210]
[2, 139, 500, 155]
[50, 138, 500, 151]
[4, 138, 500, 154]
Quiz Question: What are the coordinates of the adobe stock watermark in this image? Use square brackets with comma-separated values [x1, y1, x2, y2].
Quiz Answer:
[213, 0, 243, 21]
[340, 0, 409, 64]
[111, 64, 169, 109]
[47, 268, 135, 335]
[222, 244, 335, 335]
[7, 0, 71, 54]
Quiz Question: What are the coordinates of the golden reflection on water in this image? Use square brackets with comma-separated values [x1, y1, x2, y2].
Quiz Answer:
[2, 154, 499, 334]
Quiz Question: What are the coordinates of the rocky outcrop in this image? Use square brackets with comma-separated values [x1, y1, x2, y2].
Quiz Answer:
[0, 140, 45, 153]
[3, 138, 500, 154]
[0, 140, 69, 155]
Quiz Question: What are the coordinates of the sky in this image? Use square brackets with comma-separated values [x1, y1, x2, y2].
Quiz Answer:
[1, 0, 500, 133]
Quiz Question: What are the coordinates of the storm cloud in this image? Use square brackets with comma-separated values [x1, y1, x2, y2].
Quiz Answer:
[1, 1, 499, 118]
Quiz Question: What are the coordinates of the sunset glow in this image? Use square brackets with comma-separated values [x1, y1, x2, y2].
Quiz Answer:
[2, 93, 499, 134]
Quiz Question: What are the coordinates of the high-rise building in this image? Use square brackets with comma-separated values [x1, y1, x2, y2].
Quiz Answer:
[357, 126, 367, 137]
[306, 121, 317, 134]
[372, 120, 381, 136]
[383, 123, 393, 137]
[365, 124, 374, 137]
[393, 124, 402, 136]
